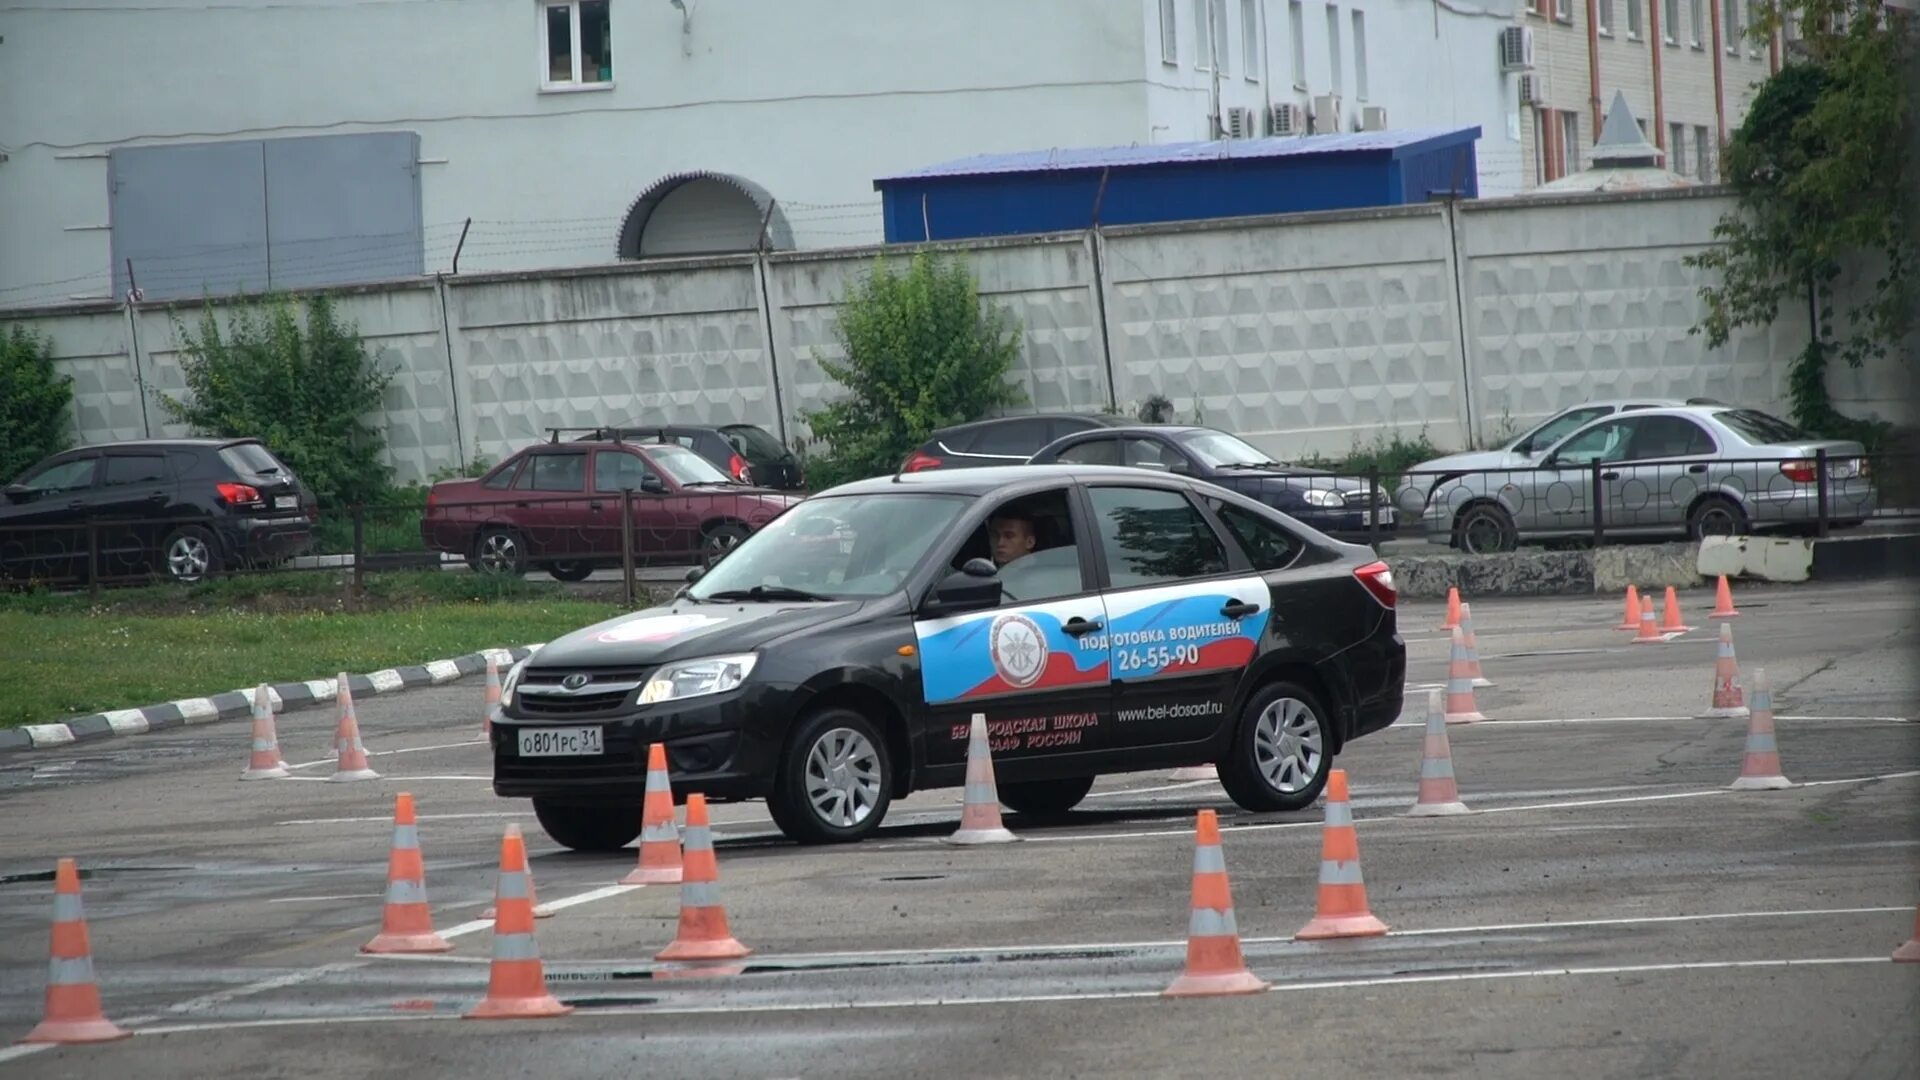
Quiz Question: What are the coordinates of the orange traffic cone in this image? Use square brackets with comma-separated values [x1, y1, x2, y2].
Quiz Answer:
[1458, 602, 1493, 688]
[1700, 622, 1749, 720]
[482, 658, 502, 738]
[621, 744, 684, 885]
[656, 794, 751, 963]
[363, 793, 452, 954]
[1710, 574, 1741, 619]
[1296, 769, 1389, 939]
[1443, 625, 1486, 723]
[482, 857, 554, 921]
[328, 675, 380, 782]
[1163, 809, 1270, 997]
[1437, 586, 1462, 631]
[1410, 689, 1470, 816]
[945, 713, 1018, 844]
[1893, 904, 1920, 962]
[1631, 595, 1665, 644]
[1730, 667, 1791, 790]
[1616, 584, 1642, 630]
[17, 858, 130, 1044]
[1660, 586, 1692, 635]
[240, 682, 291, 781]
[464, 825, 571, 1019]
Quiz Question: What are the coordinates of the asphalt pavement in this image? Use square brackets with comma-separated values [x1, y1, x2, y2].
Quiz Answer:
[1, 580, 1915, 1078]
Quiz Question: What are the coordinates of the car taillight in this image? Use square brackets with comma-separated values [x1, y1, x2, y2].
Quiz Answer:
[1780, 460, 1817, 484]
[217, 482, 261, 505]
[728, 453, 749, 482]
[1353, 560, 1397, 609]
[902, 450, 942, 473]
[425, 487, 439, 512]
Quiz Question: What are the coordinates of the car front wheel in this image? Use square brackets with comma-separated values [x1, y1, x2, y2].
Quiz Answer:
[767, 707, 893, 844]
[1219, 681, 1332, 813]
[532, 799, 641, 852]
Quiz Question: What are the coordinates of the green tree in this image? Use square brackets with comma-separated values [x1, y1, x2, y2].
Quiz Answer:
[159, 293, 395, 503]
[0, 324, 74, 483]
[1685, 0, 1915, 440]
[801, 251, 1026, 487]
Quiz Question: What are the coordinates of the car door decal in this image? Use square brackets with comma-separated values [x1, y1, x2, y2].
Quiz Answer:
[1099, 576, 1273, 679]
[914, 598, 1110, 704]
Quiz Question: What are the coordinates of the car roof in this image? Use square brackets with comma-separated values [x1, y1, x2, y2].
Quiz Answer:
[1548, 404, 1806, 442]
[931, 412, 1128, 436]
[59, 437, 258, 452]
[822, 463, 1195, 497]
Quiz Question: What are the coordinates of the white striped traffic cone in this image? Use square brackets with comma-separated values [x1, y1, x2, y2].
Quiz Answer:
[1730, 667, 1792, 790]
[1409, 689, 1471, 816]
[482, 659, 501, 738]
[944, 714, 1018, 845]
[327, 674, 380, 783]
[17, 858, 130, 1045]
[1163, 809, 1269, 997]
[1699, 622, 1749, 719]
[1458, 603, 1493, 688]
[362, 793, 452, 954]
[240, 683, 291, 781]
[1443, 625, 1487, 723]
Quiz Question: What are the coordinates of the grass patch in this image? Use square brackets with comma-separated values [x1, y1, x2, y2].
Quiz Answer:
[0, 570, 636, 728]
[312, 497, 428, 556]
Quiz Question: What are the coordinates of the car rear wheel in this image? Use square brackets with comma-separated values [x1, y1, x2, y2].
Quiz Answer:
[701, 523, 749, 567]
[162, 525, 221, 584]
[1687, 495, 1750, 541]
[998, 776, 1095, 818]
[1219, 681, 1332, 813]
[1455, 502, 1518, 555]
[532, 799, 641, 852]
[543, 560, 594, 582]
[768, 708, 893, 844]
[468, 527, 527, 575]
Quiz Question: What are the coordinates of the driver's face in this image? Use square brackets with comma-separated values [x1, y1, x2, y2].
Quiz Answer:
[989, 517, 1035, 566]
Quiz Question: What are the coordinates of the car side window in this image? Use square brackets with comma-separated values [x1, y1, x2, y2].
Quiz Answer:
[594, 451, 654, 493]
[102, 455, 168, 486]
[482, 461, 520, 490]
[950, 488, 1087, 603]
[1518, 406, 1612, 454]
[1623, 417, 1716, 460]
[1208, 498, 1304, 571]
[1123, 438, 1190, 474]
[21, 457, 98, 493]
[1553, 420, 1632, 466]
[1088, 486, 1229, 589]
[969, 419, 1053, 457]
[517, 452, 587, 492]
[1056, 438, 1122, 466]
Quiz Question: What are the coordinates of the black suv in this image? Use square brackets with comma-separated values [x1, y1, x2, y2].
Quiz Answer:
[901, 413, 1131, 473]
[0, 438, 318, 585]
[578, 423, 804, 490]
[491, 463, 1405, 848]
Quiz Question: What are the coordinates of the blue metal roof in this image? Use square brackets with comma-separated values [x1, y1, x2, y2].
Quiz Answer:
[875, 127, 1482, 184]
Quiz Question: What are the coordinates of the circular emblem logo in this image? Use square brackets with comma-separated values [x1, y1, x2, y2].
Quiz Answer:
[561, 673, 591, 691]
[595, 613, 727, 644]
[988, 613, 1049, 689]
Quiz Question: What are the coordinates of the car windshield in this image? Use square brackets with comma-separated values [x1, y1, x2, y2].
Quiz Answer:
[648, 444, 734, 486]
[687, 493, 970, 601]
[1512, 407, 1611, 454]
[721, 424, 789, 463]
[1177, 430, 1276, 468]
[1715, 409, 1810, 445]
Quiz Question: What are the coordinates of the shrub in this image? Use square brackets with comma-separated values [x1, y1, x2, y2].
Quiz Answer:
[0, 324, 74, 483]
[800, 251, 1026, 488]
[158, 292, 394, 504]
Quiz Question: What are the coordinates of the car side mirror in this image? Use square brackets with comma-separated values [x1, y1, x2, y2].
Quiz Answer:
[3, 484, 33, 504]
[684, 565, 705, 584]
[640, 475, 667, 494]
[925, 560, 1002, 615]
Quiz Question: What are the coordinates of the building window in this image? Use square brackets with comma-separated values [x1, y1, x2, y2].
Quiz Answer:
[1535, 109, 1551, 184]
[1560, 111, 1581, 173]
[542, 0, 611, 88]
[1745, 0, 1760, 54]
[1695, 124, 1712, 179]
[1243, 0, 1261, 76]
[1668, 122, 1687, 172]
[1555, 0, 1573, 21]
[1598, 0, 1614, 35]
[1196, 0, 1213, 69]
[1690, 0, 1704, 45]
[1289, 0, 1307, 88]
[1160, 0, 1179, 64]
[1352, 10, 1368, 100]
[1628, 0, 1644, 37]
[1663, 0, 1678, 42]
[1724, 0, 1740, 52]
[1326, 3, 1342, 94]
[1212, 0, 1231, 75]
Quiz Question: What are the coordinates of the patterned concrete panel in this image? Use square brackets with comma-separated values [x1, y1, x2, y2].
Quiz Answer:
[33, 309, 148, 444]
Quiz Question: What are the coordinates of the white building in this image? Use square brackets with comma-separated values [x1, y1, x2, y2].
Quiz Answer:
[1, 0, 1523, 309]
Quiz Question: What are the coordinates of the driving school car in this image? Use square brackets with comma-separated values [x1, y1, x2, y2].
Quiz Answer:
[491, 464, 1405, 848]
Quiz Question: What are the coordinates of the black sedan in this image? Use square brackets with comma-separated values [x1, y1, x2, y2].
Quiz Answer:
[1027, 425, 1394, 543]
[490, 463, 1406, 849]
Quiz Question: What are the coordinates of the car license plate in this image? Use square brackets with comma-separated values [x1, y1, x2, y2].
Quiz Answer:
[518, 726, 604, 756]
[274, 495, 297, 510]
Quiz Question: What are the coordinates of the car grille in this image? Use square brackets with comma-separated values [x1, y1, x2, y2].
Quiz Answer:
[513, 666, 649, 718]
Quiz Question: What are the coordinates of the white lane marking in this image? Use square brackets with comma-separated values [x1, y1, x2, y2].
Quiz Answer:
[280, 775, 489, 784]
[0, 1046, 52, 1065]
[1084, 780, 1216, 799]
[426, 660, 463, 684]
[286, 739, 485, 771]
[279, 810, 535, 826]
[1388, 715, 1914, 730]
[265, 893, 386, 904]
[1025, 769, 1920, 844]
[437, 883, 644, 940]
[103, 709, 150, 735]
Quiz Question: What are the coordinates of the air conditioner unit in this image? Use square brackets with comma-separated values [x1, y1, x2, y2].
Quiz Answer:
[1360, 105, 1389, 131]
[1312, 93, 1343, 132]
[1518, 73, 1541, 104]
[1226, 106, 1253, 138]
[1268, 102, 1307, 135]
[1500, 25, 1536, 70]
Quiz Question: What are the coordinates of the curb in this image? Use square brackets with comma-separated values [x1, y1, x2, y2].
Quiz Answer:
[0, 643, 545, 755]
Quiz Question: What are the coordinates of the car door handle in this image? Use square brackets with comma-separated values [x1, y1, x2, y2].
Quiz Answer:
[1688, 464, 1708, 474]
[1061, 616, 1104, 637]
[1600, 472, 1620, 481]
[1221, 600, 1261, 619]
[515, 502, 530, 509]
[588, 501, 604, 512]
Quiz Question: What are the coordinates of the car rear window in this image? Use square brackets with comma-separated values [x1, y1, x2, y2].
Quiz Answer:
[103, 454, 169, 486]
[220, 443, 288, 477]
[1715, 409, 1810, 445]
[720, 424, 789, 463]
[968, 419, 1055, 456]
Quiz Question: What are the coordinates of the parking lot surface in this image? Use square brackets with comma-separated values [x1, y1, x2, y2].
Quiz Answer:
[1, 580, 1915, 1078]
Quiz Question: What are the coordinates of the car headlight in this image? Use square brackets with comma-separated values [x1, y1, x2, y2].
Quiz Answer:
[500, 657, 529, 706]
[1302, 489, 1345, 508]
[638, 654, 758, 705]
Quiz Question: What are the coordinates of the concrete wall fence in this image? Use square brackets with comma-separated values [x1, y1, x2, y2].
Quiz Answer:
[3, 187, 1909, 488]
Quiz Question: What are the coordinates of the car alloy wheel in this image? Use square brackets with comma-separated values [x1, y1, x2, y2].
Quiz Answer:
[804, 726, 883, 829]
[1253, 696, 1323, 795]
[476, 532, 519, 573]
[167, 533, 212, 582]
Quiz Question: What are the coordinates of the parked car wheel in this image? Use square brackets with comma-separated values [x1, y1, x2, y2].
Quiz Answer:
[998, 775, 1096, 818]
[162, 525, 221, 584]
[1219, 680, 1333, 813]
[701, 522, 750, 567]
[468, 526, 527, 575]
[543, 560, 594, 582]
[767, 707, 893, 844]
[1455, 502, 1519, 555]
[1687, 495, 1751, 541]
[532, 798, 641, 852]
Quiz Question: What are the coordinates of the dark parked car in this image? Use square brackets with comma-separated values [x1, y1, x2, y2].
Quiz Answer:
[422, 434, 804, 579]
[900, 413, 1132, 473]
[577, 423, 804, 490]
[1027, 425, 1394, 543]
[489, 462, 1405, 849]
[0, 438, 317, 585]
